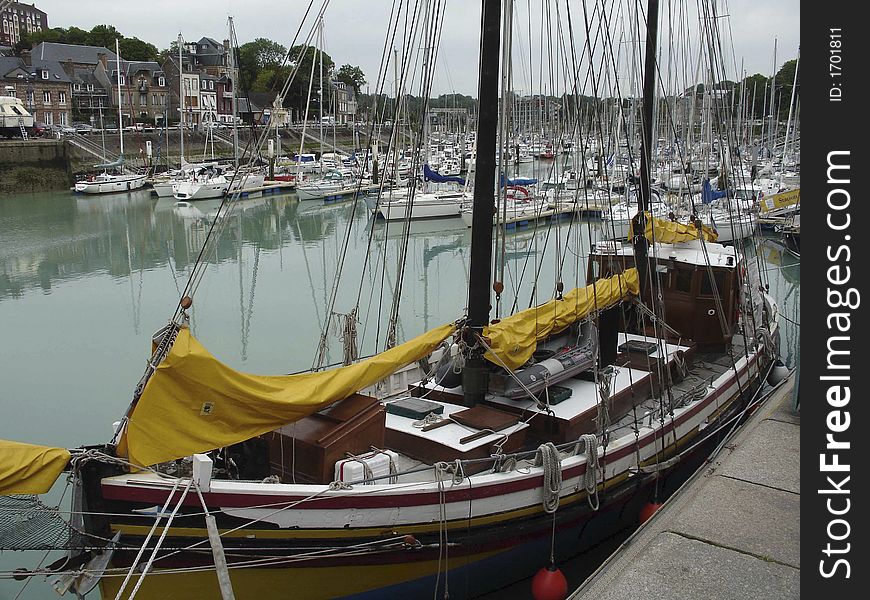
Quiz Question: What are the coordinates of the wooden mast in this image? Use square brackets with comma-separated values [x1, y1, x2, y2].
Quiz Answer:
[463, 0, 502, 406]
[633, 0, 660, 298]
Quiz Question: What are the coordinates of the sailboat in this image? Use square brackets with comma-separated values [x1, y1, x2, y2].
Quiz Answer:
[73, 40, 147, 195]
[1, 1, 781, 598]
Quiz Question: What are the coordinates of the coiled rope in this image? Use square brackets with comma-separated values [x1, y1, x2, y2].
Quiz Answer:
[573, 434, 600, 510]
[533, 443, 563, 514]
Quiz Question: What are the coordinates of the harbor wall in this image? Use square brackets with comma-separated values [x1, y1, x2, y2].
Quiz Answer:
[0, 140, 73, 194]
[0, 128, 373, 194]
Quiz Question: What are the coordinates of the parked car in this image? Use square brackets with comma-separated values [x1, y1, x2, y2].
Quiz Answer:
[74, 123, 93, 134]
[33, 122, 47, 135]
[61, 125, 77, 135]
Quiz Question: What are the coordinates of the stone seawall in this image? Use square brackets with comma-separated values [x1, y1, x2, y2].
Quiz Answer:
[0, 140, 73, 194]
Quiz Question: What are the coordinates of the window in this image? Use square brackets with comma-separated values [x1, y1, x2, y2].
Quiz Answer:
[58, 91, 67, 104]
[86, 84, 94, 92]
[43, 91, 51, 103]
[669, 267, 693, 294]
[41, 70, 48, 80]
[119, 75, 125, 85]
[73, 83, 80, 91]
[26, 90, 33, 104]
[60, 112, 67, 125]
[700, 270, 727, 298]
[140, 93, 147, 105]
[158, 76, 165, 87]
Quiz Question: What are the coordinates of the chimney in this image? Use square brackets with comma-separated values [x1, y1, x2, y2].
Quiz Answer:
[21, 49, 31, 67]
[97, 53, 108, 69]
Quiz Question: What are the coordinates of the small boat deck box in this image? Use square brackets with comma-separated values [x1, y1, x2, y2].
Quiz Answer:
[385, 396, 444, 420]
[268, 393, 386, 485]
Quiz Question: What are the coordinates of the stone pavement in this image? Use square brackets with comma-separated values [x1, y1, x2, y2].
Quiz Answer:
[571, 376, 799, 600]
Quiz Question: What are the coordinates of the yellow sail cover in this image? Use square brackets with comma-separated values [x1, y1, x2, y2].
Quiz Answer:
[123, 323, 456, 467]
[483, 269, 639, 371]
[629, 213, 718, 243]
[0, 440, 70, 495]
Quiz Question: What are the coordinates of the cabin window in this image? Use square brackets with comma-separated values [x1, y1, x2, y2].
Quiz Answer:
[700, 270, 727, 298]
[669, 267, 693, 294]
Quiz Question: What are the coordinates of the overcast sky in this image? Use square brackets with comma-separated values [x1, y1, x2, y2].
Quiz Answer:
[35, 0, 799, 95]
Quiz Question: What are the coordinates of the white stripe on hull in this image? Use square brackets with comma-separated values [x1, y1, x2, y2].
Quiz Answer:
[102, 338, 770, 531]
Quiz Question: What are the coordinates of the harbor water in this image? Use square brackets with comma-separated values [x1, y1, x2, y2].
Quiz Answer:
[0, 187, 799, 599]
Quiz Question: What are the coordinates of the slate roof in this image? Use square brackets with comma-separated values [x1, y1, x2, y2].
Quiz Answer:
[33, 42, 117, 65]
[0, 56, 71, 83]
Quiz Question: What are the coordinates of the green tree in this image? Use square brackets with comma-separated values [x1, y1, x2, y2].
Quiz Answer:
[740, 74, 771, 120]
[284, 45, 334, 113]
[774, 59, 799, 119]
[238, 38, 288, 90]
[335, 64, 366, 97]
[87, 25, 122, 49]
[119, 37, 159, 62]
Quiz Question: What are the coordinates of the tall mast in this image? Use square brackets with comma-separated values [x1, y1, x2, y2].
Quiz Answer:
[633, 0, 660, 298]
[318, 17, 324, 176]
[228, 17, 239, 170]
[462, 0, 502, 406]
[178, 32, 184, 165]
[115, 38, 124, 156]
[767, 38, 777, 157]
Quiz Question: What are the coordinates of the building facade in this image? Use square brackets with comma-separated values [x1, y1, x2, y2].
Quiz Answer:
[32, 42, 117, 124]
[0, 2, 47, 48]
[0, 51, 71, 127]
[331, 80, 357, 125]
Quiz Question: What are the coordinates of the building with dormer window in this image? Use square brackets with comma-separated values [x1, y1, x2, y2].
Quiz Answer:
[0, 49, 71, 126]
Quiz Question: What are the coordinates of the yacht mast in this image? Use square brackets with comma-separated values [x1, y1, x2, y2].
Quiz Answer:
[178, 32, 184, 165]
[633, 0, 660, 298]
[115, 38, 124, 157]
[228, 17, 240, 170]
[463, 0, 502, 406]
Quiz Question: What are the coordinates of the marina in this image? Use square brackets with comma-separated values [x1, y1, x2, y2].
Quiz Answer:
[0, 0, 804, 599]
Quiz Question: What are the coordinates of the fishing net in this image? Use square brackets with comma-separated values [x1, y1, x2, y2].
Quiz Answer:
[0, 495, 89, 551]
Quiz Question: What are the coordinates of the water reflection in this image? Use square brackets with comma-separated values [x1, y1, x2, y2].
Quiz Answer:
[0, 191, 799, 372]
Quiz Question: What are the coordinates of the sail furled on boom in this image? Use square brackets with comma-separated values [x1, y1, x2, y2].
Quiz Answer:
[629, 212, 718, 244]
[423, 164, 466, 185]
[94, 156, 125, 170]
[482, 269, 640, 370]
[122, 324, 456, 467]
[499, 173, 538, 187]
[701, 178, 727, 204]
[0, 440, 71, 495]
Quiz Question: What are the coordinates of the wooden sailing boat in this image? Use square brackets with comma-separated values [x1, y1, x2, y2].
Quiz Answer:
[2, 1, 781, 598]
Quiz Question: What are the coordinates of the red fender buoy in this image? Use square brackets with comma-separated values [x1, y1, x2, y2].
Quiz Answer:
[639, 501, 663, 524]
[531, 565, 568, 600]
